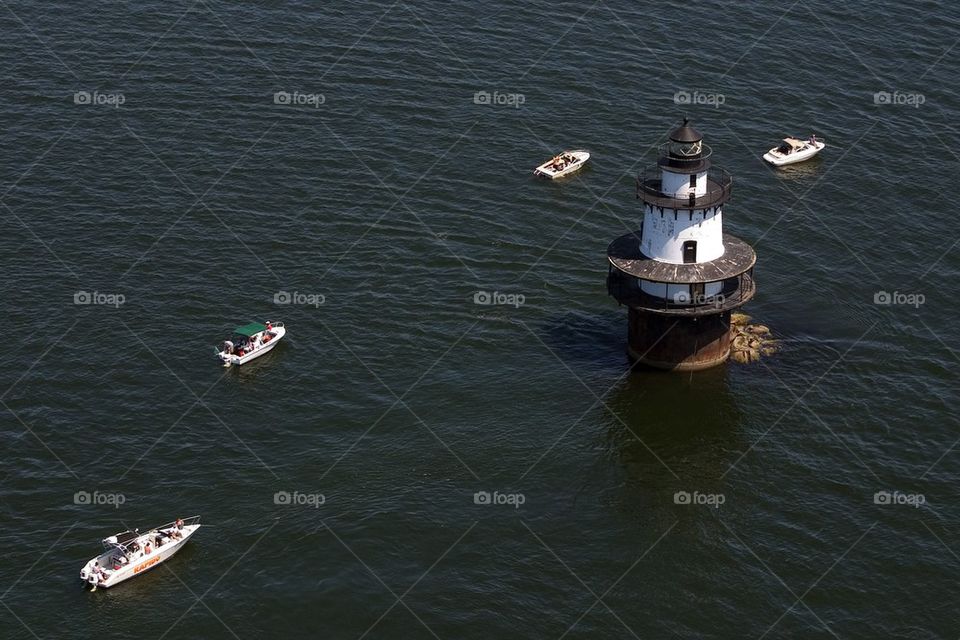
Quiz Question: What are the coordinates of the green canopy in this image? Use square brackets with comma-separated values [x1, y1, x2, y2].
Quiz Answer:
[234, 322, 267, 337]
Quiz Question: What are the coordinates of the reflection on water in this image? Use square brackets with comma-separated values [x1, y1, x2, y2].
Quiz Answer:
[538, 309, 745, 486]
[229, 346, 289, 384]
[599, 364, 744, 486]
[771, 156, 826, 181]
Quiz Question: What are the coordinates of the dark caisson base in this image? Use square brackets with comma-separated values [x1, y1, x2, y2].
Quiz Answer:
[626, 308, 733, 371]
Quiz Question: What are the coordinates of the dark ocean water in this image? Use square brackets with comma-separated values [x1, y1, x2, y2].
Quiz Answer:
[1, 1, 959, 638]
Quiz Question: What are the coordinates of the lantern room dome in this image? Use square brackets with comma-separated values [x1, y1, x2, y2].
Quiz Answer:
[669, 118, 703, 144]
[660, 118, 710, 172]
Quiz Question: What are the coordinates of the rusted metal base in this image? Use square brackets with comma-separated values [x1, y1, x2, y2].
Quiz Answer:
[626, 308, 733, 371]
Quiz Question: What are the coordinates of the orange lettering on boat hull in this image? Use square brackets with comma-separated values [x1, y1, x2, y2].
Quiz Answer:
[133, 556, 161, 573]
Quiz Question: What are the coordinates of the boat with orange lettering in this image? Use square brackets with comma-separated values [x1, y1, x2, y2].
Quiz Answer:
[79, 516, 200, 590]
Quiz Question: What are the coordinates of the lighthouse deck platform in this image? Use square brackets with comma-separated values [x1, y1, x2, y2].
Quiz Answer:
[607, 231, 756, 283]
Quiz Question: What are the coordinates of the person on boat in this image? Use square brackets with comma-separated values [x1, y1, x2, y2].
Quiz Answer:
[809, 133, 817, 145]
[265, 321, 273, 331]
[144, 542, 152, 555]
[223, 340, 234, 355]
[176, 518, 184, 530]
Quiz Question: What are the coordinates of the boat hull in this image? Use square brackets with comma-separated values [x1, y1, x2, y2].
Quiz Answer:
[81, 524, 200, 589]
[219, 326, 286, 366]
[763, 141, 825, 166]
[534, 150, 590, 179]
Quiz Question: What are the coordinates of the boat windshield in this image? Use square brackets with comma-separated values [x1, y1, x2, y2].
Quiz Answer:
[102, 530, 139, 551]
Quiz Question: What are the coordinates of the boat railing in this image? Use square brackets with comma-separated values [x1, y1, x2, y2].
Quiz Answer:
[150, 515, 202, 532]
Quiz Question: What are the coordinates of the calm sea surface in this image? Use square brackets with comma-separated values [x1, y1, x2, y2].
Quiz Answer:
[2, 1, 959, 638]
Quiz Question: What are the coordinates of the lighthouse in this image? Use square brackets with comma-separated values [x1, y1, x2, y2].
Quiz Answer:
[606, 119, 757, 370]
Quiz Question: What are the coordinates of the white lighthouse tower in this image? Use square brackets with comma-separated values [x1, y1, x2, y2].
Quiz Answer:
[607, 119, 757, 370]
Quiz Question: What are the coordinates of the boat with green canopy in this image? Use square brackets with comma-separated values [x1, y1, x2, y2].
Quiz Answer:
[216, 320, 286, 366]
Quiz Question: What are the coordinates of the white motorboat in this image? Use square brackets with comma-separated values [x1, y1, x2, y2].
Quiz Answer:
[79, 516, 200, 590]
[763, 136, 825, 166]
[534, 150, 590, 179]
[216, 321, 285, 367]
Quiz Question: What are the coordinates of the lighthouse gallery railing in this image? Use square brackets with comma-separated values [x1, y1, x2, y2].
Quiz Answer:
[606, 268, 755, 315]
[635, 166, 733, 210]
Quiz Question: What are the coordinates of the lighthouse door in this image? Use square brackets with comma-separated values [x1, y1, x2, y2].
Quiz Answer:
[682, 240, 697, 263]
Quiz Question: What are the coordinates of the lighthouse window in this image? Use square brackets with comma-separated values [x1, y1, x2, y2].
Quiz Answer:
[689, 174, 697, 189]
[682, 240, 697, 263]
